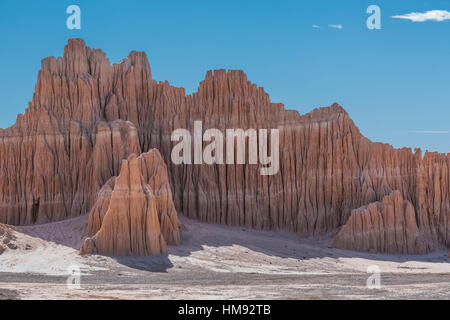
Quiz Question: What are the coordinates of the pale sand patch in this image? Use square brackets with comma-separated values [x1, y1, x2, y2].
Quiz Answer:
[0, 214, 448, 299]
[0, 214, 449, 276]
[0, 215, 105, 276]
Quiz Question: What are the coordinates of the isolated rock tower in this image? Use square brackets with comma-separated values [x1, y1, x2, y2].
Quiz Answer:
[81, 150, 180, 256]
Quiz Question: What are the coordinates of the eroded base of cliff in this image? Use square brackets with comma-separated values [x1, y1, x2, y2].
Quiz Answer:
[0, 215, 449, 299]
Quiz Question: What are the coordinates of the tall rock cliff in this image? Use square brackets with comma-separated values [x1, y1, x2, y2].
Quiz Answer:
[0, 39, 144, 225]
[1, 39, 449, 253]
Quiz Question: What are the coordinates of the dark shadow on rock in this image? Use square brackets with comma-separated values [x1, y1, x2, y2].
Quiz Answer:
[16, 215, 89, 250]
[163, 215, 449, 268]
[111, 254, 174, 273]
[11, 213, 449, 274]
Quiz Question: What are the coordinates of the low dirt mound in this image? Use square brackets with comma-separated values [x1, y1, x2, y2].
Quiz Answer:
[0, 224, 22, 253]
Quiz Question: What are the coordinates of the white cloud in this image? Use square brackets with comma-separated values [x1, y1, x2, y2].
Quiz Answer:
[328, 24, 343, 29]
[312, 25, 321, 29]
[392, 10, 450, 22]
[413, 130, 449, 134]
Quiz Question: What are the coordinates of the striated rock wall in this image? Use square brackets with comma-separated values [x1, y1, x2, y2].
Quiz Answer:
[0, 115, 140, 225]
[81, 149, 179, 256]
[1, 39, 449, 253]
[333, 191, 431, 254]
[0, 39, 144, 225]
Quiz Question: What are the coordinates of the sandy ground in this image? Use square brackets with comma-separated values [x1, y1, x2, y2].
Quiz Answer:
[0, 215, 449, 299]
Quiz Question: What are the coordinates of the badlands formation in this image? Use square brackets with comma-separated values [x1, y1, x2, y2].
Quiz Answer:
[0, 38, 449, 256]
[81, 149, 180, 255]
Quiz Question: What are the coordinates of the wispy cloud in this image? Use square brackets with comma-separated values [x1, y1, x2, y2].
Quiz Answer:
[392, 10, 450, 22]
[413, 130, 449, 134]
[312, 25, 321, 29]
[328, 24, 343, 29]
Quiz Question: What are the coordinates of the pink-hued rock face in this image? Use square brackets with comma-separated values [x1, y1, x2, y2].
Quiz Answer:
[333, 191, 432, 254]
[81, 149, 179, 256]
[0, 39, 449, 254]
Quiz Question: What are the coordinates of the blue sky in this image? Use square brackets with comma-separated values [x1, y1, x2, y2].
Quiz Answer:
[1, 0, 449, 152]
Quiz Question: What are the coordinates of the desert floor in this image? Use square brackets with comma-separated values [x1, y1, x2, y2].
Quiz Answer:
[0, 215, 449, 300]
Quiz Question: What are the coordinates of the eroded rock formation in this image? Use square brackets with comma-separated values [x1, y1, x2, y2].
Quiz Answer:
[1, 38, 449, 254]
[81, 149, 179, 256]
[333, 191, 431, 254]
[0, 39, 143, 225]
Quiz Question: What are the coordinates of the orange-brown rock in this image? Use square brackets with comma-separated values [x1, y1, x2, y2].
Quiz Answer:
[81, 149, 179, 256]
[333, 191, 431, 254]
[0, 116, 141, 225]
[1, 39, 449, 254]
[0, 39, 143, 225]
